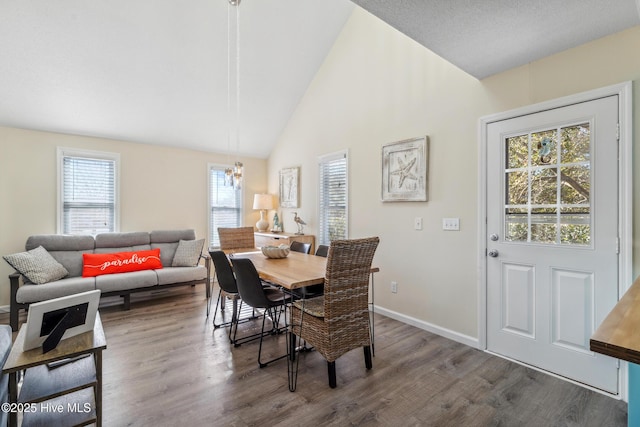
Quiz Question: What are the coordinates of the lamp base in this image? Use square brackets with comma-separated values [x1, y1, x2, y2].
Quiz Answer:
[256, 210, 269, 232]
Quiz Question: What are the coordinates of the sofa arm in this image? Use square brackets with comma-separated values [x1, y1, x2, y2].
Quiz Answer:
[9, 273, 21, 331]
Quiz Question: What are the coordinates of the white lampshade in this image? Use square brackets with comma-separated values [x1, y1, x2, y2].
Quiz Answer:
[253, 194, 274, 210]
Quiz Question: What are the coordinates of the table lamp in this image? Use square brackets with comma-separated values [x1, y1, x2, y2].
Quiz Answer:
[253, 194, 274, 232]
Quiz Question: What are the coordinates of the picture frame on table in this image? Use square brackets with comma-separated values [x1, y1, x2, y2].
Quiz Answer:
[381, 136, 429, 202]
[279, 167, 299, 208]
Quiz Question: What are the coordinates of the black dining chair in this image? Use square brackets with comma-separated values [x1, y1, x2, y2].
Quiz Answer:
[231, 258, 289, 368]
[315, 245, 329, 257]
[209, 250, 266, 346]
[289, 243, 323, 299]
[290, 241, 311, 254]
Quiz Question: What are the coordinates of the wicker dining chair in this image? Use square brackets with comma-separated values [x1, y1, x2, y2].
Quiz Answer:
[218, 227, 256, 251]
[289, 236, 379, 389]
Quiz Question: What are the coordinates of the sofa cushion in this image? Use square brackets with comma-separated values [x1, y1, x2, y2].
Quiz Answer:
[150, 230, 196, 264]
[96, 270, 158, 292]
[156, 266, 207, 285]
[82, 249, 163, 277]
[3, 246, 69, 284]
[24, 235, 95, 278]
[16, 277, 96, 304]
[95, 231, 150, 249]
[172, 239, 204, 267]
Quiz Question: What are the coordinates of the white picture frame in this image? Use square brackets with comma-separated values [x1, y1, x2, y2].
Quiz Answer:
[279, 167, 299, 208]
[23, 290, 101, 351]
[381, 136, 429, 202]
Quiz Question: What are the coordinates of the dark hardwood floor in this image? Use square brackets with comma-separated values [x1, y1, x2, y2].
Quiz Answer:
[3, 285, 627, 426]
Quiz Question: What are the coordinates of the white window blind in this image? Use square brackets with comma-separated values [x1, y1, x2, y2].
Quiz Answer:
[58, 148, 119, 235]
[209, 165, 243, 247]
[318, 151, 348, 245]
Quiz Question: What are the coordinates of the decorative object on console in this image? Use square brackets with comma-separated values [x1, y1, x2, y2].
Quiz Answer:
[279, 167, 299, 208]
[253, 194, 274, 232]
[271, 212, 282, 233]
[293, 212, 306, 235]
[382, 136, 429, 202]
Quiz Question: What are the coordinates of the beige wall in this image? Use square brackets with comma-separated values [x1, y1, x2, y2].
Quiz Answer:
[0, 128, 267, 306]
[267, 7, 640, 341]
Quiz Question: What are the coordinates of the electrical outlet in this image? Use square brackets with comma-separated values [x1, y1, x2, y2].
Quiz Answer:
[391, 281, 398, 293]
[414, 217, 423, 230]
[442, 217, 460, 231]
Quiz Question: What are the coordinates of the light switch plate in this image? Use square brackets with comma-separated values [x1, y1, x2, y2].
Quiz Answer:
[414, 217, 423, 230]
[442, 217, 460, 231]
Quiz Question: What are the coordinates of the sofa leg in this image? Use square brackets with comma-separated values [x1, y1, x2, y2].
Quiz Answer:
[123, 294, 130, 310]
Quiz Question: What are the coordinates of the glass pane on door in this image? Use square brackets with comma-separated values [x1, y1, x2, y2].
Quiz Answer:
[503, 123, 592, 246]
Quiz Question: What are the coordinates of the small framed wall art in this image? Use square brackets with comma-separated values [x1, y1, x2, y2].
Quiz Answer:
[381, 136, 429, 202]
[279, 166, 299, 208]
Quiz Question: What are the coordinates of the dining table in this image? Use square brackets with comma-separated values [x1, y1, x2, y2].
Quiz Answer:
[227, 248, 379, 290]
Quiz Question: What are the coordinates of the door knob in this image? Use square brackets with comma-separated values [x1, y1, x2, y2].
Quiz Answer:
[490, 234, 499, 241]
[488, 250, 499, 257]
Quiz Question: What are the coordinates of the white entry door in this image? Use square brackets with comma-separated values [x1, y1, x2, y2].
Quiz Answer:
[486, 95, 620, 394]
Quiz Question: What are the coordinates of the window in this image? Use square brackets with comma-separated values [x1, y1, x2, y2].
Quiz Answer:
[209, 164, 243, 248]
[318, 150, 348, 245]
[57, 148, 119, 235]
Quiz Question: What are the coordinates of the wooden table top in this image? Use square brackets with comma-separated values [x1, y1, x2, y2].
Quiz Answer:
[229, 250, 380, 290]
[3, 312, 107, 373]
[229, 250, 327, 289]
[590, 276, 640, 364]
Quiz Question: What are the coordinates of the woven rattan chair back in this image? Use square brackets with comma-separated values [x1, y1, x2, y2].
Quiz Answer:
[290, 236, 379, 388]
[218, 227, 255, 250]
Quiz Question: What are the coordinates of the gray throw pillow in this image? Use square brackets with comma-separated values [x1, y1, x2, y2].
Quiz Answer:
[172, 239, 205, 267]
[3, 245, 69, 284]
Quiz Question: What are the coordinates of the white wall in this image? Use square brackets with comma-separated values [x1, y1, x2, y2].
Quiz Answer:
[0, 127, 267, 307]
[267, 7, 640, 342]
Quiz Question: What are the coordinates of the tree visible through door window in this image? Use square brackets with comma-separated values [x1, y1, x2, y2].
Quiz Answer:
[504, 123, 591, 245]
[318, 151, 348, 246]
[58, 147, 119, 235]
[209, 165, 243, 247]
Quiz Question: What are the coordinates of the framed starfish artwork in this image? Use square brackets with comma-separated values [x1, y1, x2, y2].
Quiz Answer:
[381, 136, 428, 202]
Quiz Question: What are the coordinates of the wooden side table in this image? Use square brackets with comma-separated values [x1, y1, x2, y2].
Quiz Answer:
[2, 312, 107, 427]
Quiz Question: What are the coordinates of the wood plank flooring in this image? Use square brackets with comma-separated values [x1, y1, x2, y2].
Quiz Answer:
[4, 285, 628, 426]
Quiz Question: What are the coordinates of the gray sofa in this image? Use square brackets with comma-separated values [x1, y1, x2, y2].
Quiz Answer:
[7, 229, 210, 331]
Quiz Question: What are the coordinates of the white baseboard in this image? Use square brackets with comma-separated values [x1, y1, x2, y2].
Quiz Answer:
[0, 305, 10, 314]
[373, 305, 480, 349]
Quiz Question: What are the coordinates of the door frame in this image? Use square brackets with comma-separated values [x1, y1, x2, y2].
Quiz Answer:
[477, 81, 633, 397]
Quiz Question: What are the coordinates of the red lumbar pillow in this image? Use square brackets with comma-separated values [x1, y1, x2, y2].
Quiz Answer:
[82, 249, 163, 277]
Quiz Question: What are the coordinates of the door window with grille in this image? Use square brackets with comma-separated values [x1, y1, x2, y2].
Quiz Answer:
[504, 123, 591, 246]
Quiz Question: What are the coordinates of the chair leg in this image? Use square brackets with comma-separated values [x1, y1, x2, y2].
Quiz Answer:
[364, 346, 372, 370]
[327, 361, 337, 388]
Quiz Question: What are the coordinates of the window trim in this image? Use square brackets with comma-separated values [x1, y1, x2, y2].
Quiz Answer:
[207, 163, 244, 249]
[317, 149, 349, 246]
[56, 147, 120, 235]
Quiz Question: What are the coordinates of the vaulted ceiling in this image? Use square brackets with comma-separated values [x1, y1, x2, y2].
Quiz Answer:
[0, 0, 638, 158]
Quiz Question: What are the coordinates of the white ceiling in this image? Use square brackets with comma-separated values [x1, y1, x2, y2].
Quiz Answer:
[0, 0, 638, 158]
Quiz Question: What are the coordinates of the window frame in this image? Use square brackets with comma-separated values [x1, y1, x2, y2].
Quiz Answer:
[317, 150, 349, 246]
[56, 147, 120, 235]
[208, 163, 244, 248]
